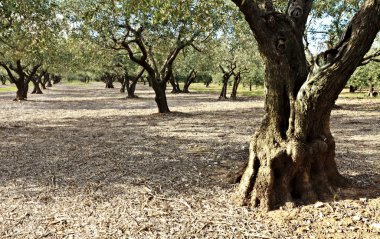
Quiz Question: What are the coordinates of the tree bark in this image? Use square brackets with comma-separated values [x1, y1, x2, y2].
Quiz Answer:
[126, 71, 144, 98]
[14, 80, 28, 101]
[41, 81, 47, 90]
[231, 0, 380, 211]
[152, 81, 170, 113]
[105, 80, 114, 88]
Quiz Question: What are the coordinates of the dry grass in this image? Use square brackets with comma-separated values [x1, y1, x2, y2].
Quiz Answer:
[0, 82, 379, 239]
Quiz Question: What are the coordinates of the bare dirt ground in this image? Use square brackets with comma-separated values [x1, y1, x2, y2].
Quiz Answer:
[0, 82, 379, 239]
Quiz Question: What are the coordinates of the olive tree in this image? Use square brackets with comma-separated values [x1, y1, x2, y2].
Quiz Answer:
[230, 0, 380, 210]
[77, 0, 225, 113]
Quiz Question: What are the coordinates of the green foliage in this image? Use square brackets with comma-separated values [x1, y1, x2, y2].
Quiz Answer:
[0, 0, 65, 66]
[349, 62, 380, 88]
[0, 85, 17, 93]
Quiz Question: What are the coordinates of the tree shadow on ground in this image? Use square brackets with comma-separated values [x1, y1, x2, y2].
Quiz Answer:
[0, 110, 252, 198]
[0, 108, 379, 205]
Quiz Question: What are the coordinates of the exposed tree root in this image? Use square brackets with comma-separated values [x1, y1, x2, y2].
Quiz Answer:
[231, 137, 350, 211]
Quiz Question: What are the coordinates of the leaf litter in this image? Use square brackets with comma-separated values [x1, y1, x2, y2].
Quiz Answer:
[0, 83, 379, 238]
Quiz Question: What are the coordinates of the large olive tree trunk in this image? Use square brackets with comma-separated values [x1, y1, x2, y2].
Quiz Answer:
[231, 0, 380, 210]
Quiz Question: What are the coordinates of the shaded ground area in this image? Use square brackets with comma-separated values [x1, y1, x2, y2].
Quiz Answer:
[0, 82, 379, 238]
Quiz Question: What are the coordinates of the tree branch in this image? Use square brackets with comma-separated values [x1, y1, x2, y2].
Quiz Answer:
[359, 50, 380, 66]
[0, 62, 16, 83]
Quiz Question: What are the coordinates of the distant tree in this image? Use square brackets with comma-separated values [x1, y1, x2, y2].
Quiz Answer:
[0, 73, 7, 85]
[0, 0, 64, 100]
[78, 0, 226, 113]
[218, 61, 237, 100]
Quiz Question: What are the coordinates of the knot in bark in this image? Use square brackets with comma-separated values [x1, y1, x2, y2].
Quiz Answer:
[286, 140, 309, 164]
[276, 37, 287, 53]
[288, 0, 303, 19]
[312, 139, 328, 154]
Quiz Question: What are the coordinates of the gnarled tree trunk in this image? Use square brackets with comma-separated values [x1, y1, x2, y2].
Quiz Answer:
[231, 0, 380, 211]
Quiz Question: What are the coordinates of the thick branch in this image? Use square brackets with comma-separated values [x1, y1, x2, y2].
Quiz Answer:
[135, 68, 145, 80]
[0, 62, 16, 83]
[26, 64, 42, 81]
[359, 50, 380, 66]
[296, 0, 380, 139]
[231, 0, 263, 26]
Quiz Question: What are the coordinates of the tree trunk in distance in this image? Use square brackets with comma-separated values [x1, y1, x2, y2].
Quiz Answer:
[231, 72, 241, 100]
[169, 74, 181, 93]
[14, 80, 28, 101]
[105, 76, 114, 89]
[368, 84, 376, 97]
[41, 81, 47, 90]
[120, 75, 127, 93]
[46, 73, 52, 87]
[183, 69, 197, 93]
[219, 78, 228, 100]
[126, 78, 139, 98]
[31, 80, 43, 94]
